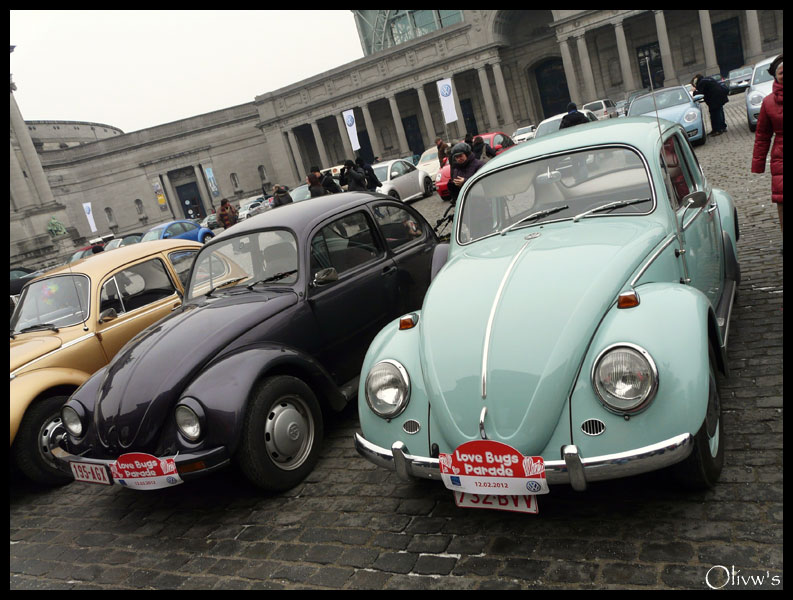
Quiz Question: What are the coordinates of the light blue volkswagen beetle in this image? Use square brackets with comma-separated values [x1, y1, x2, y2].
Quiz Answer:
[354, 117, 740, 513]
[628, 86, 707, 146]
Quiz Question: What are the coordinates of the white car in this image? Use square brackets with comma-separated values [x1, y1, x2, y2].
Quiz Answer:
[511, 125, 536, 143]
[582, 99, 619, 119]
[745, 56, 776, 132]
[239, 196, 267, 220]
[371, 159, 434, 202]
[533, 109, 599, 139]
[415, 147, 444, 181]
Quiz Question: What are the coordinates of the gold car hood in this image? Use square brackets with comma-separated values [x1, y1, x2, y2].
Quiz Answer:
[10, 334, 63, 372]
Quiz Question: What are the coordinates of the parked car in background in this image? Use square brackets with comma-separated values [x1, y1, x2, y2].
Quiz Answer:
[239, 196, 268, 220]
[511, 125, 537, 143]
[615, 100, 628, 116]
[532, 109, 598, 140]
[10, 240, 201, 485]
[372, 158, 434, 202]
[582, 99, 619, 119]
[727, 66, 753, 95]
[627, 86, 706, 146]
[355, 117, 740, 513]
[746, 56, 776, 132]
[141, 219, 215, 244]
[200, 213, 220, 230]
[104, 232, 144, 251]
[10, 267, 45, 316]
[68, 243, 105, 263]
[624, 88, 651, 113]
[435, 132, 517, 200]
[415, 146, 445, 181]
[54, 193, 439, 492]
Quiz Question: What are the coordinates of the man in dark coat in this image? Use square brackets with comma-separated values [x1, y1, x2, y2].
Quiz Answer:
[559, 102, 590, 129]
[339, 160, 368, 191]
[270, 185, 293, 208]
[691, 74, 729, 135]
[311, 166, 342, 194]
[356, 157, 382, 192]
[446, 142, 485, 205]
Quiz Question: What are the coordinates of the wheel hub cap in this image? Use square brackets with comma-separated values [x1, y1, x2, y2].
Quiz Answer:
[264, 399, 313, 470]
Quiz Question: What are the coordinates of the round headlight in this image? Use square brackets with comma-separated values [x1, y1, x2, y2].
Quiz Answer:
[592, 344, 658, 414]
[683, 109, 698, 123]
[61, 405, 83, 437]
[365, 360, 410, 419]
[749, 92, 765, 107]
[435, 172, 442, 183]
[175, 404, 202, 441]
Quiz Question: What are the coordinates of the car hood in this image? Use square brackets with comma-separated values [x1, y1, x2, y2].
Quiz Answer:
[10, 334, 63, 372]
[637, 103, 695, 123]
[750, 80, 773, 97]
[93, 289, 298, 452]
[420, 219, 666, 454]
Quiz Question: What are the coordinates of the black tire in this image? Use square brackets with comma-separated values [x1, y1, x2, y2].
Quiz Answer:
[693, 128, 707, 147]
[236, 376, 323, 491]
[673, 349, 724, 490]
[12, 395, 74, 486]
[202, 232, 214, 244]
[389, 190, 401, 202]
[423, 177, 434, 198]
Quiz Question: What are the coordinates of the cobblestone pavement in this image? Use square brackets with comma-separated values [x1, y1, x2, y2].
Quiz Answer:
[10, 95, 782, 590]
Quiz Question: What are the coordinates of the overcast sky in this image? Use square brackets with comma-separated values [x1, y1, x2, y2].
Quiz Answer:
[10, 10, 366, 133]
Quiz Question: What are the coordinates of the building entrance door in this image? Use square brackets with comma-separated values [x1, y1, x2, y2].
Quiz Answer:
[636, 42, 664, 88]
[712, 17, 744, 77]
[460, 99, 479, 137]
[175, 182, 204, 220]
[357, 130, 375, 164]
[534, 58, 571, 120]
[401, 115, 425, 160]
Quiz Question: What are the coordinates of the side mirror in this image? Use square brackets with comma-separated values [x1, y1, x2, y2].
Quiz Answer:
[98, 307, 118, 323]
[163, 231, 171, 239]
[693, 94, 704, 103]
[682, 190, 708, 209]
[312, 267, 339, 287]
[494, 144, 503, 152]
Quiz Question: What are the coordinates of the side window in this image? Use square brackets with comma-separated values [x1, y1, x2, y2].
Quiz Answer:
[100, 278, 124, 315]
[372, 204, 424, 251]
[113, 259, 176, 312]
[661, 136, 695, 208]
[310, 212, 380, 278]
[168, 250, 198, 288]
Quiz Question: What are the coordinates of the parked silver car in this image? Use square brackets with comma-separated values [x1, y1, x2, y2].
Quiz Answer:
[727, 66, 753, 95]
[371, 159, 434, 202]
[582, 99, 619, 119]
[745, 56, 776, 132]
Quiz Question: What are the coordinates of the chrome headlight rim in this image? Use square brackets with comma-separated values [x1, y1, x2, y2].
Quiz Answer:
[61, 403, 85, 438]
[749, 92, 765, 107]
[365, 359, 411, 420]
[591, 343, 659, 415]
[175, 398, 205, 442]
[683, 109, 699, 123]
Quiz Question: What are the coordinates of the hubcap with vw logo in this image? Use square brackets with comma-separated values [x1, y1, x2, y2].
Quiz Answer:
[264, 396, 315, 471]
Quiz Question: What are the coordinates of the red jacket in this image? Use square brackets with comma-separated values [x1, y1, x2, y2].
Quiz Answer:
[751, 80, 783, 204]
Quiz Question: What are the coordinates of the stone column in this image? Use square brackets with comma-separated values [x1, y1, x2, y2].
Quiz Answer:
[286, 129, 305, 182]
[193, 164, 214, 212]
[698, 11, 720, 78]
[416, 84, 437, 146]
[388, 94, 410, 155]
[477, 65, 499, 131]
[360, 104, 383, 160]
[613, 21, 637, 92]
[654, 10, 678, 86]
[10, 91, 55, 206]
[575, 34, 597, 102]
[335, 112, 355, 161]
[160, 172, 179, 219]
[744, 10, 764, 65]
[310, 121, 331, 169]
[558, 37, 581, 106]
[490, 61, 516, 133]
[10, 140, 36, 211]
[448, 76, 466, 140]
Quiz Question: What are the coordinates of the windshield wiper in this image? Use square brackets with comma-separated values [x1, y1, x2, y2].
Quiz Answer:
[572, 197, 652, 222]
[500, 205, 569, 236]
[205, 277, 247, 297]
[247, 270, 298, 289]
[13, 323, 60, 335]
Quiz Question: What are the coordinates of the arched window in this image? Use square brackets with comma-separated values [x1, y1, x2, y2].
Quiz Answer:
[230, 172, 241, 190]
[134, 199, 145, 215]
[258, 165, 268, 183]
[105, 207, 117, 230]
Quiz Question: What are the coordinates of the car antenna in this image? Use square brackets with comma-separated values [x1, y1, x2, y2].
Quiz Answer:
[644, 57, 665, 143]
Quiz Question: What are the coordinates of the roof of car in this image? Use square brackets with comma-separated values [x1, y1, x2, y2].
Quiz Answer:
[538, 108, 597, 125]
[32, 239, 203, 279]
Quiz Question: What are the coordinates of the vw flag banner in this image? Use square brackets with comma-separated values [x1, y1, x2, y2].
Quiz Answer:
[82, 202, 98, 232]
[343, 109, 361, 151]
[436, 78, 458, 124]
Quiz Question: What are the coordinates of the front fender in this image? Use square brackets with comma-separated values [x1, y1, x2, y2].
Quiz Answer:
[570, 282, 714, 459]
[181, 343, 345, 456]
[10, 367, 91, 444]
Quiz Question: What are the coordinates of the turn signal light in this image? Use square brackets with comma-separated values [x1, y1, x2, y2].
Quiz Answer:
[399, 313, 419, 330]
[617, 291, 640, 309]
[177, 460, 206, 474]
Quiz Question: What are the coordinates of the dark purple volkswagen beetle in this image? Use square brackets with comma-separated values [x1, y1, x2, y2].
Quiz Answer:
[53, 193, 438, 491]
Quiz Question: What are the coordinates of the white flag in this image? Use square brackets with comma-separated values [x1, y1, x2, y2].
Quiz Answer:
[82, 202, 97, 233]
[436, 78, 458, 124]
[342, 109, 361, 151]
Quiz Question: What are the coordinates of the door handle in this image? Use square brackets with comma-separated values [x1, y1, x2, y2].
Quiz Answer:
[707, 202, 718, 214]
[382, 265, 397, 276]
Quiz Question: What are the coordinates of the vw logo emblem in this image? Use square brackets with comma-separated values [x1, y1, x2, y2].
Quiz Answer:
[287, 422, 301, 441]
[345, 115, 355, 127]
[526, 480, 542, 493]
[440, 84, 452, 97]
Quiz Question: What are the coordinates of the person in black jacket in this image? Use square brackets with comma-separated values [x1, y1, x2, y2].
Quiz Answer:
[310, 166, 342, 194]
[691, 74, 729, 135]
[559, 102, 590, 129]
[356, 157, 382, 192]
[339, 160, 367, 192]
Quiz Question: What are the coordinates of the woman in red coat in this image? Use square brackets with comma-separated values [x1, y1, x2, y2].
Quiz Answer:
[751, 55, 783, 234]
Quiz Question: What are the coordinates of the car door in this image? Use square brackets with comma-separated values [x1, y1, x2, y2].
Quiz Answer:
[391, 160, 415, 199]
[370, 201, 437, 314]
[178, 222, 200, 241]
[307, 209, 398, 383]
[163, 223, 185, 240]
[96, 257, 182, 359]
[661, 132, 724, 309]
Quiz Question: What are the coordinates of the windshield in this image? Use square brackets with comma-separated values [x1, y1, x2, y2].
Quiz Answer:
[753, 64, 774, 85]
[187, 229, 298, 299]
[628, 88, 690, 115]
[458, 147, 653, 244]
[730, 67, 752, 79]
[11, 274, 91, 332]
[141, 228, 163, 242]
[583, 102, 603, 112]
[419, 148, 438, 163]
[534, 119, 561, 139]
[290, 184, 311, 202]
[372, 165, 389, 183]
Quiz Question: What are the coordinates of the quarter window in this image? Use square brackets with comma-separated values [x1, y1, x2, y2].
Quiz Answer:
[168, 250, 198, 288]
[661, 136, 695, 208]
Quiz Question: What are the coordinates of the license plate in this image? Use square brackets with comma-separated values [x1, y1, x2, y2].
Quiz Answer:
[454, 491, 538, 514]
[70, 461, 112, 485]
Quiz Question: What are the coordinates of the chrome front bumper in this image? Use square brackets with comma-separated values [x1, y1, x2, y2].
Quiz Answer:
[353, 432, 694, 491]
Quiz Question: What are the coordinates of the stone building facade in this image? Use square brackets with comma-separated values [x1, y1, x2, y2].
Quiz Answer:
[10, 10, 783, 269]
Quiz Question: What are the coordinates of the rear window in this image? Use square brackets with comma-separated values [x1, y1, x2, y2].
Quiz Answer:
[583, 101, 603, 111]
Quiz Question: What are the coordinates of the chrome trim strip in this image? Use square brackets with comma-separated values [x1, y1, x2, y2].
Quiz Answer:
[682, 206, 705, 231]
[11, 332, 96, 377]
[481, 239, 531, 398]
[630, 234, 677, 287]
[99, 297, 178, 333]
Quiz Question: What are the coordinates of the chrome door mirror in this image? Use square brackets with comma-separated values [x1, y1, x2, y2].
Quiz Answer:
[98, 308, 118, 323]
[312, 267, 339, 287]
